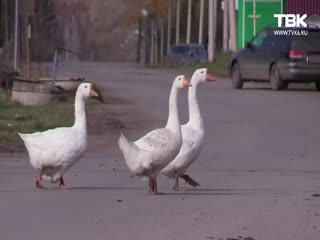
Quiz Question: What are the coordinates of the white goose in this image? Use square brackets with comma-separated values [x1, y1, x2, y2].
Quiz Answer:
[118, 75, 191, 194]
[161, 68, 215, 190]
[18, 83, 99, 190]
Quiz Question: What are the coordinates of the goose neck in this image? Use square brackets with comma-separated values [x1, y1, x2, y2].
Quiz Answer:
[73, 92, 87, 131]
[188, 81, 203, 127]
[165, 84, 181, 135]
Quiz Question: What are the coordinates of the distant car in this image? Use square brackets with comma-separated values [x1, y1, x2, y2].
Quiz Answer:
[230, 27, 320, 90]
[168, 44, 208, 64]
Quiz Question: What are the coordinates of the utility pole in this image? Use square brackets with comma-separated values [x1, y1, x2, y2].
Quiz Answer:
[14, 0, 19, 71]
[198, 0, 204, 45]
[229, 0, 237, 51]
[167, 0, 172, 54]
[186, 0, 192, 44]
[208, 0, 217, 62]
[223, 0, 229, 52]
[175, 0, 180, 44]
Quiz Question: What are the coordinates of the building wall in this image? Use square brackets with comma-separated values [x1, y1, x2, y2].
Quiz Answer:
[286, 0, 320, 15]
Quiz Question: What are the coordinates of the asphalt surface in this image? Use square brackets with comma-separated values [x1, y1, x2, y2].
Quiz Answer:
[1, 62, 320, 240]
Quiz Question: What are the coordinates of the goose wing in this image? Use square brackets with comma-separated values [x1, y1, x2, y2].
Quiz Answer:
[134, 128, 172, 152]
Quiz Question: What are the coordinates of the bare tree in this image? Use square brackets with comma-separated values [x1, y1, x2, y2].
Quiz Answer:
[229, 0, 237, 51]
[198, 0, 204, 45]
[175, 0, 180, 44]
[208, 0, 217, 62]
[167, 0, 172, 54]
[223, 0, 229, 52]
[186, 0, 192, 44]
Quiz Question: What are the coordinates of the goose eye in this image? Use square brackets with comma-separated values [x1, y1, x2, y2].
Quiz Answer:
[179, 78, 181, 80]
[201, 71, 203, 74]
[85, 86, 88, 88]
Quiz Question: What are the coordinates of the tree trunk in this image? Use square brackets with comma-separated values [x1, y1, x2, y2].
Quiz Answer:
[198, 0, 204, 45]
[223, 0, 229, 52]
[167, 0, 172, 54]
[186, 0, 192, 44]
[154, 22, 158, 65]
[208, 0, 217, 62]
[14, 0, 19, 70]
[229, 0, 237, 52]
[175, 0, 180, 44]
[150, 20, 154, 65]
[160, 17, 164, 63]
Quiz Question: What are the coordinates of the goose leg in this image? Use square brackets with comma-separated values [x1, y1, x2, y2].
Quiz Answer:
[172, 175, 186, 191]
[153, 178, 161, 195]
[148, 177, 155, 194]
[59, 177, 73, 190]
[36, 167, 46, 189]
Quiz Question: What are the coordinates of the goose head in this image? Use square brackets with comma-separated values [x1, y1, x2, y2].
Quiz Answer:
[173, 75, 192, 89]
[77, 83, 99, 99]
[191, 68, 215, 85]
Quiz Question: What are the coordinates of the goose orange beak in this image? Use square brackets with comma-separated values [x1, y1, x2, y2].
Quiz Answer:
[183, 77, 192, 87]
[206, 73, 215, 81]
[89, 86, 99, 97]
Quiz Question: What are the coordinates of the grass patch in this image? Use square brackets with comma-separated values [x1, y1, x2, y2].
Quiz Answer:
[0, 88, 102, 144]
[186, 51, 233, 77]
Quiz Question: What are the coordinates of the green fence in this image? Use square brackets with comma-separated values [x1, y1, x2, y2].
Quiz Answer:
[237, 0, 285, 49]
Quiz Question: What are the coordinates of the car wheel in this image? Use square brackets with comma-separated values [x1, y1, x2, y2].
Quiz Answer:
[315, 82, 320, 91]
[270, 64, 284, 91]
[231, 63, 243, 89]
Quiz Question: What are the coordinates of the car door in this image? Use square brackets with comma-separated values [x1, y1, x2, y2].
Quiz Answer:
[257, 30, 277, 80]
[239, 30, 268, 80]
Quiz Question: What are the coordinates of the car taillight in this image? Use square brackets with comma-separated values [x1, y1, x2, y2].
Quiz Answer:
[289, 49, 306, 59]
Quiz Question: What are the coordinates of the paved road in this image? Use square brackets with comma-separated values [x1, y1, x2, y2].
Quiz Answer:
[1, 62, 320, 240]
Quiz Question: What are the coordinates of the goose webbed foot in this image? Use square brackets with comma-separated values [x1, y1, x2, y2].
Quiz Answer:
[180, 174, 200, 187]
[59, 177, 73, 190]
[36, 175, 46, 189]
[36, 167, 46, 189]
[148, 177, 162, 195]
[172, 175, 186, 191]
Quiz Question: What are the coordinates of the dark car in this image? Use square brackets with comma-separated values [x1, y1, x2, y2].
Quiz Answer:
[230, 27, 320, 90]
[168, 44, 208, 64]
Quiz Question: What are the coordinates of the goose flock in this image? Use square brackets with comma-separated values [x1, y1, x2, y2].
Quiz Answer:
[19, 68, 215, 195]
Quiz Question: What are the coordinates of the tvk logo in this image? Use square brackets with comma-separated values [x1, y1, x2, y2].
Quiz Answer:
[274, 14, 308, 27]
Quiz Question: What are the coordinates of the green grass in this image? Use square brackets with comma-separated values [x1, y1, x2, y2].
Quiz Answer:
[0, 89, 101, 143]
[186, 51, 233, 77]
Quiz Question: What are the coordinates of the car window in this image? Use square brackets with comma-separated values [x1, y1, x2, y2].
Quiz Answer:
[261, 31, 290, 50]
[292, 30, 320, 51]
[250, 31, 267, 48]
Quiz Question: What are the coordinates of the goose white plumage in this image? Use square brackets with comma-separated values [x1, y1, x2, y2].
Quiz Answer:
[18, 83, 99, 190]
[118, 75, 191, 194]
[161, 68, 215, 190]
